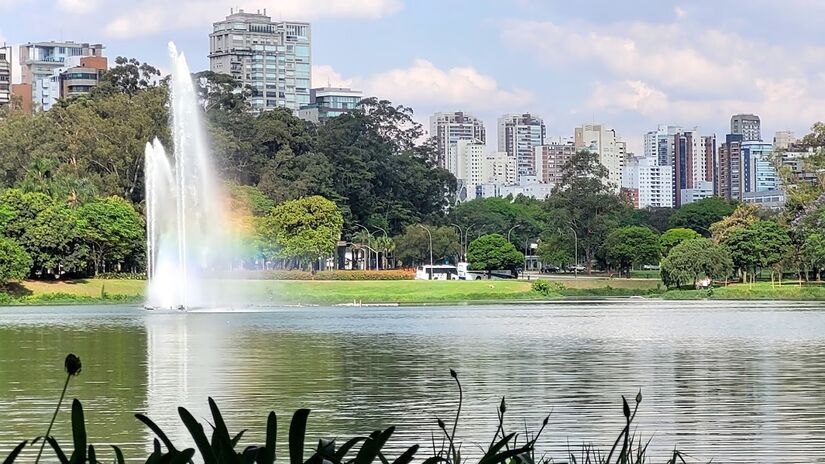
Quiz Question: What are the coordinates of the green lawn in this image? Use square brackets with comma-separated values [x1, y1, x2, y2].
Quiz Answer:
[5, 278, 825, 306]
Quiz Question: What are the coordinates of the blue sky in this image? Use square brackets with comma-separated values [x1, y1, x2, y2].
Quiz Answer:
[2, 0, 824, 152]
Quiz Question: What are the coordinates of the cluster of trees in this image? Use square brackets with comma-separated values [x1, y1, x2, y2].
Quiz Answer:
[0, 189, 144, 285]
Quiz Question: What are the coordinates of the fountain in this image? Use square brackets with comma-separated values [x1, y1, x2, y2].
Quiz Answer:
[145, 43, 231, 310]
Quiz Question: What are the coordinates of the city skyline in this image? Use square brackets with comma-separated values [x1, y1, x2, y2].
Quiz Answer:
[0, 0, 822, 153]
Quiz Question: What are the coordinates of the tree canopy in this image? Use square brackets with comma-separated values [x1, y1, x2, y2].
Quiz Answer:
[601, 226, 660, 276]
[660, 238, 733, 288]
[668, 197, 736, 236]
[467, 234, 524, 274]
[659, 228, 702, 256]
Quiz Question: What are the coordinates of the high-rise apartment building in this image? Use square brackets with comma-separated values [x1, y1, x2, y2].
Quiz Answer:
[297, 87, 362, 124]
[718, 133, 780, 203]
[622, 155, 674, 208]
[672, 129, 715, 207]
[644, 125, 682, 166]
[0, 46, 10, 107]
[430, 111, 485, 169]
[210, 9, 311, 112]
[19, 41, 104, 110]
[34, 56, 108, 111]
[498, 113, 545, 179]
[718, 134, 744, 201]
[730, 113, 761, 141]
[574, 123, 623, 191]
[534, 139, 576, 184]
[773, 130, 797, 150]
[449, 139, 486, 202]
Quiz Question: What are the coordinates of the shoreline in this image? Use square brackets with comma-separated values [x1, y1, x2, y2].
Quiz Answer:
[1, 277, 825, 306]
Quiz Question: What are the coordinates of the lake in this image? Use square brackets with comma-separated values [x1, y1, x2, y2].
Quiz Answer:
[1, 300, 825, 463]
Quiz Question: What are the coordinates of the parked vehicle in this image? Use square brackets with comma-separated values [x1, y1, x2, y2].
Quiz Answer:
[541, 265, 561, 273]
[415, 264, 458, 280]
[457, 262, 517, 280]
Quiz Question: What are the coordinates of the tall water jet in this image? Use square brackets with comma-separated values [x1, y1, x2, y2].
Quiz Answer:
[145, 43, 230, 309]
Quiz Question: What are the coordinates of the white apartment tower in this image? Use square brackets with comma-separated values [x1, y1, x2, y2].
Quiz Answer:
[0, 46, 10, 107]
[622, 155, 674, 208]
[210, 9, 311, 112]
[574, 124, 623, 191]
[430, 112, 486, 170]
[498, 113, 545, 180]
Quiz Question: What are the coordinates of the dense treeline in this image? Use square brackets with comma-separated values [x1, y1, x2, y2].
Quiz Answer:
[0, 58, 456, 280]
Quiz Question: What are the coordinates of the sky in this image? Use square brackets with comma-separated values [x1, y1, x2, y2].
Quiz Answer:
[2, 0, 824, 153]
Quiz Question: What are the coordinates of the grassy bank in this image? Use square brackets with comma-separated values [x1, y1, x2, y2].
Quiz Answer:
[3, 278, 825, 306]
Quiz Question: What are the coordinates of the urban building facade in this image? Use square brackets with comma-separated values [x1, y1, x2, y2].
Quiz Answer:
[574, 123, 623, 191]
[33, 56, 107, 111]
[672, 129, 714, 207]
[644, 125, 682, 166]
[717, 134, 743, 201]
[296, 87, 362, 124]
[0, 46, 10, 107]
[730, 113, 761, 141]
[429, 111, 485, 169]
[498, 113, 545, 180]
[19, 41, 104, 111]
[534, 139, 576, 184]
[622, 155, 674, 208]
[773, 130, 797, 150]
[209, 9, 311, 112]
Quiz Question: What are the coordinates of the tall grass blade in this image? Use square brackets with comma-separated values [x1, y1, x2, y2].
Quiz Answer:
[136, 413, 178, 452]
[68, 399, 87, 464]
[178, 406, 218, 464]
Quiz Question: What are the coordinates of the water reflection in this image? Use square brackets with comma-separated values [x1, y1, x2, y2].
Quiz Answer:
[1, 301, 825, 462]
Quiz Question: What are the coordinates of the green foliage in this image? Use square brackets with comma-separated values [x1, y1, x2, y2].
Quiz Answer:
[710, 203, 761, 243]
[545, 151, 629, 273]
[531, 279, 565, 297]
[802, 232, 825, 279]
[467, 234, 524, 272]
[537, 233, 574, 269]
[393, 225, 460, 266]
[257, 196, 344, 268]
[601, 226, 660, 275]
[451, 196, 546, 247]
[659, 228, 701, 256]
[0, 237, 31, 286]
[721, 220, 792, 281]
[20, 204, 88, 277]
[668, 197, 736, 236]
[660, 238, 733, 288]
[76, 196, 144, 275]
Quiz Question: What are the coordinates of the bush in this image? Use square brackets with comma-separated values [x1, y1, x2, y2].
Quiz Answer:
[532, 279, 565, 296]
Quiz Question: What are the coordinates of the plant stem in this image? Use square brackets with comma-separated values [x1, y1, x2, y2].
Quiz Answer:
[35, 373, 71, 464]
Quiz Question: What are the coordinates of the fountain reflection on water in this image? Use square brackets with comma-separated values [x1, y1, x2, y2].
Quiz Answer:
[145, 43, 231, 310]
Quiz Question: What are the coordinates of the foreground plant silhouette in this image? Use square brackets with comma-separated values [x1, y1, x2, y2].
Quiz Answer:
[2, 360, 697, 464]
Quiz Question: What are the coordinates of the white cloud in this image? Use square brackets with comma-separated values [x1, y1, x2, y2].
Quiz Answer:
[104, 0, 403, 39]
[312, 64, 353, 88]
[674, 6, 687, 18]
[56, 0, 99, 14]
[359, 59, 532, 110]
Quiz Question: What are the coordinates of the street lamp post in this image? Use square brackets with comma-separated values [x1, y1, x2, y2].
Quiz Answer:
[507, 224, 521, 242]
[417, 224, 434, 280]
[556, 226, 578, 279]
[451, 223, 465, 261]
[355, 223, 373, 270]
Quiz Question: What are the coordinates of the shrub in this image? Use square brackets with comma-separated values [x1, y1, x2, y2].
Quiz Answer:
[532, 279, 565, 296]
[95, 272, 147, 280]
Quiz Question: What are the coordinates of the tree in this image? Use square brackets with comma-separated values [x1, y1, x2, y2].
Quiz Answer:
[393, 225, 460, 266]
[451, 196, 546, 249]
[601, 226, 660, 276]
[77, 196, 145, 274]
[710, 203, 761, 243]
[544, 151, 628, 274]
[20, 204, 88, 277]
[668, 197, 736, 236]
[802, 232, 825, 281]
[659, 228, 702, 256]
[660, 238, 733, 289]
[466, 234, 524, 277]
[93, 57, 162, 97]
[537, 233, 574, 269]
[720, 220, 791, 283]
[257, 196, 343, 270]
[0, 237, 32, 286]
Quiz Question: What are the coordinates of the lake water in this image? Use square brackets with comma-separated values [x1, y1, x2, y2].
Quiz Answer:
[2, 300, 825, 463]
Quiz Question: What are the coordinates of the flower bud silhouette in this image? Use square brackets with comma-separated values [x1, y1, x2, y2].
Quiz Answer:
[65, 354, 82, 376]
